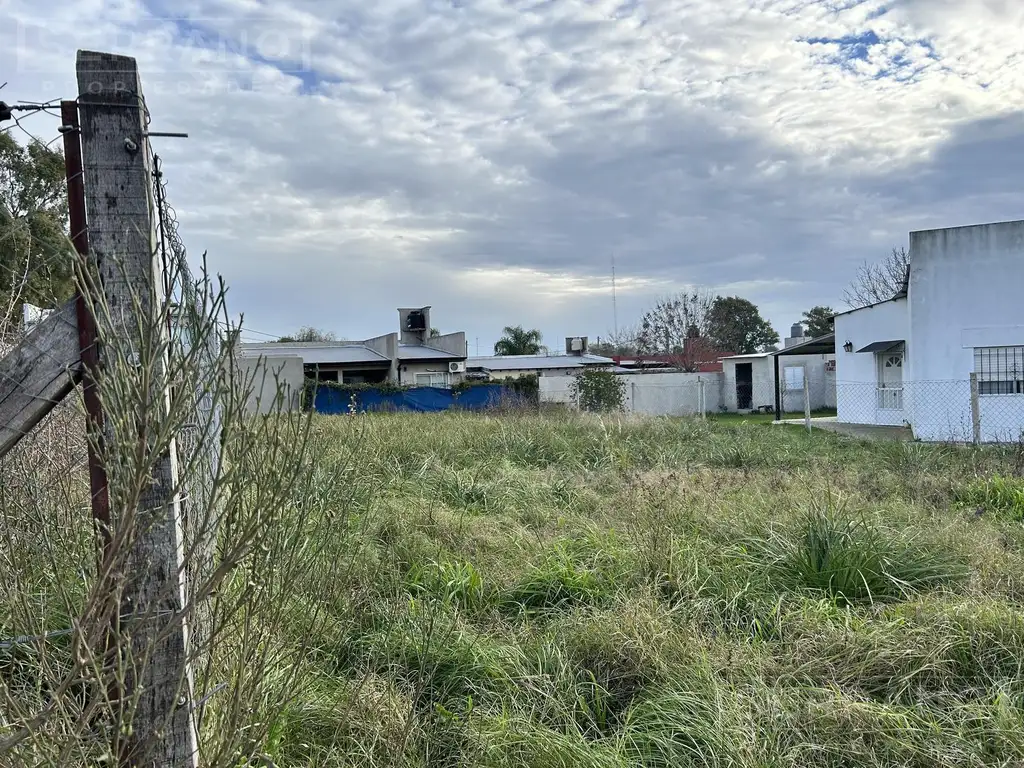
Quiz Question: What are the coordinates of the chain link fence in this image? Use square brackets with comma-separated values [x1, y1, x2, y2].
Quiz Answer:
[836, 379, 1024, 443]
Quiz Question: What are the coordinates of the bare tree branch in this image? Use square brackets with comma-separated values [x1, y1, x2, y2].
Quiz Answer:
[843, 246, 910, 309]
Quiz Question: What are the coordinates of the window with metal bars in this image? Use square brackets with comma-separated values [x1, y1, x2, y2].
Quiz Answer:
[974, 346, 1024, 396]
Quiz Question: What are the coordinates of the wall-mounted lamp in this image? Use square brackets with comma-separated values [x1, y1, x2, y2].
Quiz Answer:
[843, 340, 853, 353]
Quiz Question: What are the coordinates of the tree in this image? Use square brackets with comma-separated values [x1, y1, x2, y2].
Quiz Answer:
[494, 325, 544, 356]
[430, 327, 441, 338]
[278, 326, 337, 343]
[0, 132, 73, 315]
[706, 296, 779, 354]
[635, 290, 717, 370]
[843, 246, 909, 309]
[802, 306, 835, 338]
[570, 369, 625, 412]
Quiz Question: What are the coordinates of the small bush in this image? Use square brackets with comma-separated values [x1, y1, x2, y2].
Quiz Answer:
[570, 370, 626, 412]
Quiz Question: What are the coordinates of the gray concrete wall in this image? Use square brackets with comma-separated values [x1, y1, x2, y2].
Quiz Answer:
[426, 331, 468, 358]
[398, 307, 431, 346]
[364, 333, 399, 381]
[235, 354, 304, 414]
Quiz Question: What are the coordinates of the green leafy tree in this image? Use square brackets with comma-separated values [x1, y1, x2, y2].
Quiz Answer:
[0, 132, 73, 314]
[707, 296, 779, 354]
[493, 325, 544, 356]
[570, 369, 625, 412]
[802, 306, 835, 338]
[278, 326, 337, 343]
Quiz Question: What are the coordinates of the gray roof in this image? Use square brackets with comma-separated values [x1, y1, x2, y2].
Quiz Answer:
[398, 344, 464, 361]
[466, 354, 614, 372]
[773, 333, 836, 357]
[238, 342, 389, 365]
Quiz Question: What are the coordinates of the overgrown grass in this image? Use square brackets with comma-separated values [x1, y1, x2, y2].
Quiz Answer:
[9, 409, 1024, 766]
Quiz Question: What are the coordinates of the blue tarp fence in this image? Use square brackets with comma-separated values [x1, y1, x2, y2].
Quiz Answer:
[312, 384, 525, 414]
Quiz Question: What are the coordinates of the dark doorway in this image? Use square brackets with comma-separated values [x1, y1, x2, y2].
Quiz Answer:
[736, 363, 753, 410]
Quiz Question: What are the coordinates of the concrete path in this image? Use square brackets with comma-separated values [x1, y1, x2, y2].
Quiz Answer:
[775, 417, 914, 441]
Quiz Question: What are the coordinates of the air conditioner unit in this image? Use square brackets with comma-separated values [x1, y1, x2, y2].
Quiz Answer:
[449, 361, 466, 373]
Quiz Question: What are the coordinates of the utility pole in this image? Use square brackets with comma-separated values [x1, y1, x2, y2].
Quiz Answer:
[77, 50, 199, 766]
[611, 253, 619, 340]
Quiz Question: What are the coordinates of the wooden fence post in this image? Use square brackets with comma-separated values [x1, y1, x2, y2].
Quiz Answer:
[77, 50, 199, 766]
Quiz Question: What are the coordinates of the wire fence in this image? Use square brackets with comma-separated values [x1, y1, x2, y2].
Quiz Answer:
[835, 379, 1024, 444]
[539, 371, 1024, 443]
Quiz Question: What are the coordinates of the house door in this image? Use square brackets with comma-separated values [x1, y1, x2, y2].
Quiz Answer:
[736, 363, 753, 410]
[877, 352, 904, 410]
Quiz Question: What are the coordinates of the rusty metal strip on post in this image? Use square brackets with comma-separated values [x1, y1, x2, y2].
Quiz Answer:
[61, 100, 111, 549]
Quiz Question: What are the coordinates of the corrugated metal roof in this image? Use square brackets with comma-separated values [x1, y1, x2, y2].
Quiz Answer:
[397, 344, 463, 360]
[239, 343, 389, 365]
[466, 354, 614, 372]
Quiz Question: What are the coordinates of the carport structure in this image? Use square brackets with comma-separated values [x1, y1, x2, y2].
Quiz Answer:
[772, 333, 836, 422]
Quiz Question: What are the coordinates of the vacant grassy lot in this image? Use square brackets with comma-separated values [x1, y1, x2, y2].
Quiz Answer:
[269, 411, 1024, 767]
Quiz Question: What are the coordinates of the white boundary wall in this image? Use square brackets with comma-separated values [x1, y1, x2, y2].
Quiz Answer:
[541, 372, 724, 416]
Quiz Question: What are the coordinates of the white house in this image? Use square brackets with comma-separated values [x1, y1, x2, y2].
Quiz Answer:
[720, 324, 837, 415]
[834, 219, 1024, 442]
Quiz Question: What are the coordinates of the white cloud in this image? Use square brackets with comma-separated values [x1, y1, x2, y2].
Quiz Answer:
[2, 0, 1022, 344]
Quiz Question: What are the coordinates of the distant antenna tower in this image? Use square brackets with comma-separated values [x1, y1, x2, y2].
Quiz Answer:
[611, 253, 619, 339]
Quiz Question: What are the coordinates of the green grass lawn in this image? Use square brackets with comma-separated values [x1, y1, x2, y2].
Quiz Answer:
[709, 408, 839, 425]
[267, 411, 1024, 767]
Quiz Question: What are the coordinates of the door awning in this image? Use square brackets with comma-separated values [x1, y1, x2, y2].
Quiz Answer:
[856, 340, 904, 354]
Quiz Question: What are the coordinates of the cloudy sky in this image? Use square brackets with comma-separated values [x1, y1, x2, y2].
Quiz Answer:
[3, 0, 1023, 351]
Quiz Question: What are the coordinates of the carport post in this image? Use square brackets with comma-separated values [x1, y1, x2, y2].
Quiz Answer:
[773, 352, 782, 421]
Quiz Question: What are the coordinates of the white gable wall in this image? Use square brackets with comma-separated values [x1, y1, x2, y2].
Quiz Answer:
[834, 298, 910, 427]
[910, 221, 1024, 442]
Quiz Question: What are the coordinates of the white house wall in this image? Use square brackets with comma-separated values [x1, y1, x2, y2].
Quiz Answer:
[834, 298, 910, 428]
[399, 361, 462, 386]
[778, 354, 837, 412]
[721, 355, 835, 414]
[721, 358, 775, 412]
[539, 372, 723, 415]
[909, 222, 1024, 442]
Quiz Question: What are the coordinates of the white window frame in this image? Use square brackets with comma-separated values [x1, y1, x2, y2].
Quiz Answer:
[783, 365, 805, 392]
[414, 371, 450, 389]
[975, 346, 1024, 396]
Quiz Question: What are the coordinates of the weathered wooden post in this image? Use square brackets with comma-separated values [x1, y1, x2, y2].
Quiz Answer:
[77, 50, 199, 766]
